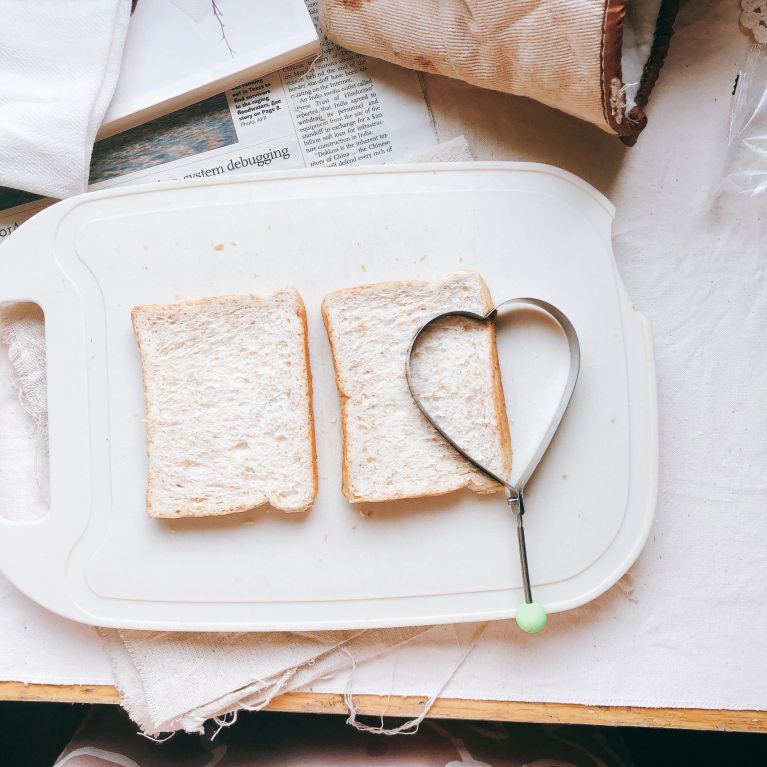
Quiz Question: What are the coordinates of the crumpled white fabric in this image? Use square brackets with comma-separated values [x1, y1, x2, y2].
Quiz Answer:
[0, 304, 48, 520]
[100, 626, 428, 735]
[0, 0, 131, 199]
[0, 137, 479, 737]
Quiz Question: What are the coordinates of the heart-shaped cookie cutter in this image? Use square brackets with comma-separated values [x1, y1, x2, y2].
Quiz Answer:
[406, 298, 580, 633]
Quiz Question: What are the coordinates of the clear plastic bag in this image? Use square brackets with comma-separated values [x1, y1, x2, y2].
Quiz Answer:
[723, 44, 767, 195]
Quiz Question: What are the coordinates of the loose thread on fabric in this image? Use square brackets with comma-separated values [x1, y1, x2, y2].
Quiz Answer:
[345, 640, 401, 733]
[210, 710, 238, 740]
[138, 730, 176, 744]
[240, 667, 298, 711]
[617, 572, 639, 603]
[294, 52, 324, 85]
[377, 642, 401, 724]
[343, 625, 489, 736]
[204, 653, 340, 741]
[341, 646, 433, 736]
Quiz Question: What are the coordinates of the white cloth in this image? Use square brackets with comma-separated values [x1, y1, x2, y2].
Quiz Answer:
[0, 0, 131, 199]
[0, 304, 48, 520]
[0, 137, 477, 736]
[1, 0, 766, 724]
[344, 0, 767, 712]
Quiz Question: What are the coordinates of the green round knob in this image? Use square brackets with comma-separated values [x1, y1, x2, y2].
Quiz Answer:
[515, 601, 547, 633]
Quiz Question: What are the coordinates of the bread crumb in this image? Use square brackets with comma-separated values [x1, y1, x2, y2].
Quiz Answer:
[213, 243, 225, 251]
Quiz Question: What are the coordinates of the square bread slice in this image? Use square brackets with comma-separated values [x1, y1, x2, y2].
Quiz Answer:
[322, 271, 511, 503]
[132, 289, 317, 517]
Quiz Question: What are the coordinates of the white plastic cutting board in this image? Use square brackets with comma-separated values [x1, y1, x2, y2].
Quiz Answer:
[0, 164, 657, 630]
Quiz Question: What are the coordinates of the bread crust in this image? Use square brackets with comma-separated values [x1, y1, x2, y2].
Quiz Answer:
[475, 276, 513, 490]
[322, 272, 512, 504]
[320, 295, 352, 502]
[132, 289, 317, 517]
[293, 288, 319, 511]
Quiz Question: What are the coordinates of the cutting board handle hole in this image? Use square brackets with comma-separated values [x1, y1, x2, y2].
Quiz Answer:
[0, 302, 49, 521]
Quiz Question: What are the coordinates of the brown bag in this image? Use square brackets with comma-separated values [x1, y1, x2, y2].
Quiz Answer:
[319, 0, 679, 145]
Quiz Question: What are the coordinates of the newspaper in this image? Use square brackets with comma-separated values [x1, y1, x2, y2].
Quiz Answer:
[0, 0, 436, 240]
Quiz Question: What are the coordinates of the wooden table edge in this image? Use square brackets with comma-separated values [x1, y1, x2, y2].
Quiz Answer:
[0, 682, 764, 733]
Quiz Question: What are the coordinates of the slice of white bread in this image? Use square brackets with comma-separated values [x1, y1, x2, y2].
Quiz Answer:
[132, 289, 317, 517]
[322, 272, 511, 503]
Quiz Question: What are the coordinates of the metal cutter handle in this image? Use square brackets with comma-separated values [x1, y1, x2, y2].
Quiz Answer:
[406, 297, 581, 634]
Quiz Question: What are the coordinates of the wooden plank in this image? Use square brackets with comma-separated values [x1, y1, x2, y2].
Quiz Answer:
[0, 682, 765, 733]
[0, 683, 120, 705]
